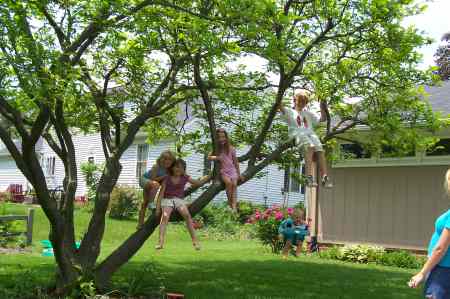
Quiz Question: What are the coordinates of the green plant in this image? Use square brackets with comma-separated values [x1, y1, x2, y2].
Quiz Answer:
[120, 262, 165, 297]
[250, 206, 287, 253]
[379, 250, 425, 269]
[318, 245, 342, 260]
[340, 244, 385, 264]
[108, 185, 140, 220]
[0, 191, 12, 202]
[318, 245, 426, 269]
[237, 201, 262, 224]
[0, 219, 25, 248]
[80, 162, 103, 202]
[196, 202, 256, 241]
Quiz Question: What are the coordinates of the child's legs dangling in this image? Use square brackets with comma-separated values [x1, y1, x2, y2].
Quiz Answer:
[222, 175, 238, 211]
[309, 133, 327, 178]
[177, 204, 200, 248]
[158, 206, 173, 248]
[138, 180, 159, 227]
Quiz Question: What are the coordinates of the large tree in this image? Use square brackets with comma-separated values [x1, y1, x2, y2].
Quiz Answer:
[0, 0, 441, 295]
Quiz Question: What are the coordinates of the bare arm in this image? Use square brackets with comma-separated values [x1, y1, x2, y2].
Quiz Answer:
[208, 153, 219, 161]
[187, 175, 211, 188]
[409, 228, 450, 288]
[150, 165, 166, 182]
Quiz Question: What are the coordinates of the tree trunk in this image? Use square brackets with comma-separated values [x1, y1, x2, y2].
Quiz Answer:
[93, 180, 223, 287]
[77, 158, 122, 270]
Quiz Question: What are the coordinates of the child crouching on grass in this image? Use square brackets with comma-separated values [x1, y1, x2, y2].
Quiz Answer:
[155, 158, 210, 251]
[278, 209, 309, 258]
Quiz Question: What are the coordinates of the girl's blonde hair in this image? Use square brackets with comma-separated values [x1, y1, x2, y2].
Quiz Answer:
[292, 208, 305, 220]
[157, 150, 176, 167]
[445, 169, 450, 196]
[294, 89, 311, 101]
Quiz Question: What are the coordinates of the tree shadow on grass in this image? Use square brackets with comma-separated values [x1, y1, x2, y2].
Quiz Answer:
[116, 257, 423, 299]
[0, 254, 424, 299]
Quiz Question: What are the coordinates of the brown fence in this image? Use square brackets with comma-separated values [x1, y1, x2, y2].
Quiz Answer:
[317, 165, 449, 250]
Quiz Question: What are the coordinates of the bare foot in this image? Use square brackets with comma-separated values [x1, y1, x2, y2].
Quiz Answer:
[155, 244, 163, 250]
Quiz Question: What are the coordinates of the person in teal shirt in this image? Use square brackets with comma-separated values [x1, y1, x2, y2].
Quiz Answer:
[278, 209, 309, 258]
[409, 169, 450, 299]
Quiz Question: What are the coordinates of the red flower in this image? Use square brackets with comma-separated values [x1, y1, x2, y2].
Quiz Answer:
[275, 211, 283, 221]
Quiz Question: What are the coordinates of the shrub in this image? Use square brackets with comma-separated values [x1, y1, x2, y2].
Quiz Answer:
[318, 245, 425, 269]
[0, 191, 12, 202]
[195, 202, 257, 241]
[379, 250, 425, 269]
[318, 245, 342, 260]
[109, 186, 140, 220]
[237, 201, 264, 224]
[340, 244, 385, 263]
[249, 205, 294, 253]
[0, 219, 26, 248]
[80, 162, 103, 202]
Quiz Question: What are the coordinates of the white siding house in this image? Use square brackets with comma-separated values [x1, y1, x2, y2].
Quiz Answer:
[0, 127, 305, 207]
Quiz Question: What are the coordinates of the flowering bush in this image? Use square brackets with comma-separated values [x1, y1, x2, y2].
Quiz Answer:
[248, 205, 295, 253]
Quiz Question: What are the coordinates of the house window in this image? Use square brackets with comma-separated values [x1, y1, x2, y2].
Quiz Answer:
[380, 144, 415, 158]
[427, 138, 450, 156]
[340, 143, 371, 159]
[45, 156, 56, 176]
[136, 144, 149, 179]
[203, 153, 212, 175]
[283, 164, 302, 193]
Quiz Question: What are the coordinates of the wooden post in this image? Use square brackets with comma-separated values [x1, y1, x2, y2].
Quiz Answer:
[305, 160, 318, 235]
[26, 209, 34, 246]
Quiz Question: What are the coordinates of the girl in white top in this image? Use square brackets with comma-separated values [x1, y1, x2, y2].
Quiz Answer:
[278, 89, 331, 187]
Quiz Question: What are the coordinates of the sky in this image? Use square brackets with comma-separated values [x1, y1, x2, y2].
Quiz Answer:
[403, 0, 450, 69]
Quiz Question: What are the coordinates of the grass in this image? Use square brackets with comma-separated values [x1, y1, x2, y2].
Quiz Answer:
[0, 202, 424, 298]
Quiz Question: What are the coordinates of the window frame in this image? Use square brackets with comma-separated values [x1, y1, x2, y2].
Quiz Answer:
[136, 144, 149, 179]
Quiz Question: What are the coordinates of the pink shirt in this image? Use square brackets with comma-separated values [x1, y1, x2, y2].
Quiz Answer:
[219, 147, 238, 180]
[163, 175, 189, 198]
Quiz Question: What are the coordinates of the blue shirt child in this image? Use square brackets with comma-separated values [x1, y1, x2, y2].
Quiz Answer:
[428, 209, 450, 267]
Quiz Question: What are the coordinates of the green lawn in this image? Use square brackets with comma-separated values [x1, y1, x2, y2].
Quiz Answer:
[0, 203, 424, 298]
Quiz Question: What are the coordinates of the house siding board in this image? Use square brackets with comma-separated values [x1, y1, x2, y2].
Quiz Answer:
[0, 157, 28, 190]
[319, 165, 448, 250]
[0, 131, 305, 207]
[39, 133, 106, 196]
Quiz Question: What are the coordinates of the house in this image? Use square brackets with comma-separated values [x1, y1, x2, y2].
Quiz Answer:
[0, 112, 306, 207]
[311, 81, 450, 251]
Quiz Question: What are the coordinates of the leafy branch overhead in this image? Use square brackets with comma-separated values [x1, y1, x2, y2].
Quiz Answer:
[0, 0, 442, 295]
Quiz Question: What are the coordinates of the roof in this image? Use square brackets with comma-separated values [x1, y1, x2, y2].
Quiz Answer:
[425, 80, 450, 115]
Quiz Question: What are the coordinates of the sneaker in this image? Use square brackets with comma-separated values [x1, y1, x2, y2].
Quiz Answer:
[321, 175, 333, 188]
[193, 242, 201, 251]
[155, 244, 163, 250]
[305, 175, 318, 187]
